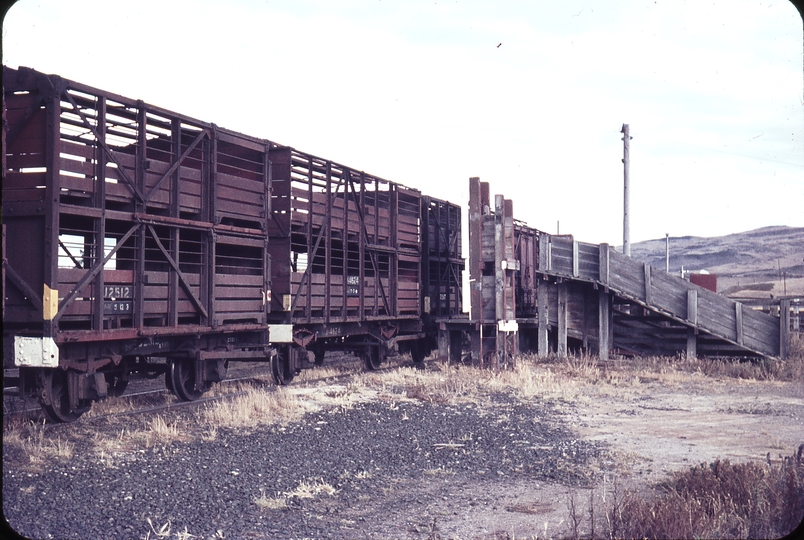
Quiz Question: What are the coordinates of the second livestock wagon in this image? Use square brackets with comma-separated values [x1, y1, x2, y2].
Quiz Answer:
[261, 146, 463, 379]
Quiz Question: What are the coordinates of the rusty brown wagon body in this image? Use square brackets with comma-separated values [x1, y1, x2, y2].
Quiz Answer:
[262, 143, 463, 369]
[1, 65, 464, 421]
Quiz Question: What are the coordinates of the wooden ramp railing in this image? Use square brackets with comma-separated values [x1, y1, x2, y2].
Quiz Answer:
[539, 234, 782, 359]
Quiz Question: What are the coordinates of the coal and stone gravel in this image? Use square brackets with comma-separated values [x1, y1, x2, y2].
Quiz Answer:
[3, 394, 605, 539]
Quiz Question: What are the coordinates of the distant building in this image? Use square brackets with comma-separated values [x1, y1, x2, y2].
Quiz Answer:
[689, 272, 718, 293]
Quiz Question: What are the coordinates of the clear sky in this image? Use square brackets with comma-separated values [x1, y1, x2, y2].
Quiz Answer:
[3, 0, 803, 245]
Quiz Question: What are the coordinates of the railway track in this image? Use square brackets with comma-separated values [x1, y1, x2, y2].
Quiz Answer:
[3, 354, 429, 431]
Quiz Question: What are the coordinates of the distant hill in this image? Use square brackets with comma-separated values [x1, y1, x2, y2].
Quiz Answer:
[627, 226, 804, 300]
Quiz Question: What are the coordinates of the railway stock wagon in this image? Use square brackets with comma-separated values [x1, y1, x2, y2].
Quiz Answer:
[264, 147, 463, 379]
[2, 66, 464, 421]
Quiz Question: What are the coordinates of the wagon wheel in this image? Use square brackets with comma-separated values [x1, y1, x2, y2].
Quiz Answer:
[39, 369, 87, 423]
[104, 367, 129, 397]
[271, 347, 295, 386]
[313, 346, 325, 367]
[363, 346, 384, 371]
[168, 359, 206, 401]
[410, 340, 426, 365]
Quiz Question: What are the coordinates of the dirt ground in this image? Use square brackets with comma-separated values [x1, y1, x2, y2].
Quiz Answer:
[407, 366, 804, 538]
[572, 371, 804, 481]
[265, 359, 804, 538]
[4, 359, 803, 539]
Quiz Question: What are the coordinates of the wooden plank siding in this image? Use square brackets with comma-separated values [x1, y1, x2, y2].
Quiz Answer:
[3, 66, 274, 336]
[266, 146, 424, 326]
[456, 198, 780, 359]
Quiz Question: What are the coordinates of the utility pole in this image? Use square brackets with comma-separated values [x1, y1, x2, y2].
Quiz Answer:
[665, 233, 670, 273]
[621, 124, 632, 256]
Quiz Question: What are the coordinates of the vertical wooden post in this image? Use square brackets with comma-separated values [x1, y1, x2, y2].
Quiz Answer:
[168, 118, 181, 327]
[492, 195, 505, 367]
[373, 177, 379, 316]
[358, 172, 365, 320]
[42, 80, 63, 340]
[598, 288, 610, 360]
[687, 289, 698, 324]
[92, 95, 107, 331]
[643, 263, 652, 306]
[503, 199, 516, 323]
[471, 324, 482, 366]
[494, 195, 505, 326]
[207, 125, 218, 327]
[686, 328, 697, 359]
[421, 195, 431, 316]
[780, 298, 791, 359]
[538, 234, 550, 272]
[342, 173, 350, 321]
[582, 288, 592, 351]
[134, 105, 147, 330]
[598, 243, 610, 288]
[598, 243, 611, 360]
[325, 163, 333, 322]
[557, 282, 568, 357]
[437, 324, 449, 362]
[735, 302, 744, 346]
[260, 144, 271, 324]
[538, 277, 549, 356]
[686, 289, 698, 359]
[468, 177, 482, 322]
[502, 198, 517, 363]
[390, 184, 399, 317]
[621, 124, 631, 256]
[572, 240, 579, 277]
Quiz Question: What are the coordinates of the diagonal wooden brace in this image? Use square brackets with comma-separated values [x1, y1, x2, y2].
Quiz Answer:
[56, 224, 140, 321]
[143, 130, 207, 203]
[146, 225, 208, 318]
[62, 91, 144, 203]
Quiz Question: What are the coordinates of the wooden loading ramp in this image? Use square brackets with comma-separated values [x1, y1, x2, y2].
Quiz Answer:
[436, 178, 790, 364]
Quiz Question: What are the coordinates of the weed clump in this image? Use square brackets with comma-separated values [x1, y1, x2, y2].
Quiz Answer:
[569, 450, 804, 539]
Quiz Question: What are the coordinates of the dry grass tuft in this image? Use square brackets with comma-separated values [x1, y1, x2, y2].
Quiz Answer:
[300, 379, 374, 411]
[296, 365, 351, 382]
[628, 343, 804, 382]
[254, 489, 288, 510]
[86, 389, 175, 419]
[199, 387, 305, 430]
[141, 415, 188, 446]
[287, 478, 338, 499]
[3, 420, 75, 464]
[254, 479, 337, 511]
[566, 451, 804, 540]
[362, 359, 590, 407]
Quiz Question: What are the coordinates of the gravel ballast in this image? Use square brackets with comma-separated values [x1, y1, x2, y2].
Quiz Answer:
[3, 393, 604, 539]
